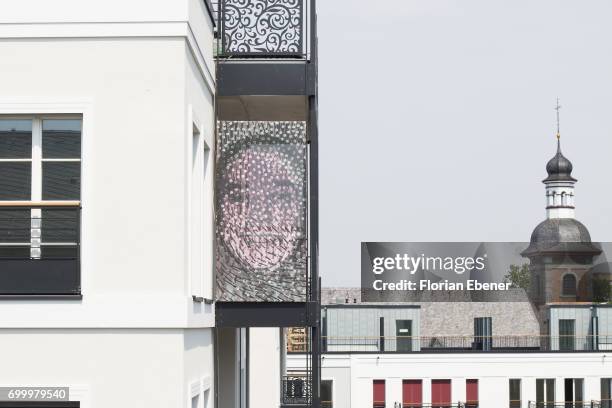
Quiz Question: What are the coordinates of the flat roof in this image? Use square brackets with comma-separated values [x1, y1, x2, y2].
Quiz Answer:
[323, 303, 421, 309]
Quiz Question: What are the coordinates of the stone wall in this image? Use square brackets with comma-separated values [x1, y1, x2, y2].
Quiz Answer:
[321, 287, 541, 337]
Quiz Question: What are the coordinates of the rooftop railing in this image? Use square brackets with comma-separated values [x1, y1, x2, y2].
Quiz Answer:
[213, 0, 312, 59]
[393, 404, 466, 408]
[0, 202, 81, 296]
[308, 335, 612, 354]
[527, 401, 606, 408]
[369, 403, 607, 408]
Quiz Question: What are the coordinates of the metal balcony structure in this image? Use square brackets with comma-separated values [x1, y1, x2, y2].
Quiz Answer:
[215, 0, 310, 59]
[212, 1, 320, 407]
[213, 0, 317, 97]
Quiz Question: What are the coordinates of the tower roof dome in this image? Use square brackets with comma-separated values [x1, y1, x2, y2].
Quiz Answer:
[521, 218, 601, 257]
[544, 139, 576, 182]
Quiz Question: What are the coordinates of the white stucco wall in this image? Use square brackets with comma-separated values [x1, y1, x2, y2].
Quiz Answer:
[249, 328, 282, 408]
[288, 352, 611, 408]
[0, 3, 216, 407]
[184, 329, 215, 408]
[0, 30, 214, 330]
[0, 329, 214, 408]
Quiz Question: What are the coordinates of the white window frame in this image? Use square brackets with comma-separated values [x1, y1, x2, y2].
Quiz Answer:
[187, 105, 214, 302]
[191, 121, 204, 299]
[0, 98, 92, 298]
[188, 376, 212, 408]
[0, 114, 82, 258]
[0, 114, 82, 199]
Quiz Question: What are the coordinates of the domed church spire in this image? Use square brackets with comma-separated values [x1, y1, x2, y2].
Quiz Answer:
[544, 99, 576, 218]
[556, 97, 561, 140]
[544, 138, 575, 182]
[521, 100, 601, 304]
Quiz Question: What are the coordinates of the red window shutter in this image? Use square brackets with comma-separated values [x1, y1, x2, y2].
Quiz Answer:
[466, 379, 478, 404]
[432, 379, 452, 406]
[373, 380, 385, 407]
[403, 380, 423, 406]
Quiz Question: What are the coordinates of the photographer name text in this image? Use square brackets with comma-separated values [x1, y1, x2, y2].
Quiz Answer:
[372, 279, 511, 291]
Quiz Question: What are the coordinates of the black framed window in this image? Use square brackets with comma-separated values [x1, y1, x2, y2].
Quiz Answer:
[321, 380, 333, 408]
[559, 319, 576, 351]
[509, 379, 521, 408]
[564, 378, 584, 408]
[474, 317, 493, 350]
[601, 378, 611, 408]
[536, 379, 555, 408]
[562, 274, 577, 296]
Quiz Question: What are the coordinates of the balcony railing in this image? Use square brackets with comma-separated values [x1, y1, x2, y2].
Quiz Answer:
[0, 202, 81, 296]
[528, 401, 605, 408]
[394, 404, 466, 408]
[213, 0, 311, 59]
[281, 374, 312, 406]
[311, 335, 612, 353]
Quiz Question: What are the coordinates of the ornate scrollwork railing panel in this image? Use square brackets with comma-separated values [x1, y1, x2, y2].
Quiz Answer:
[221, 0, 304, 56]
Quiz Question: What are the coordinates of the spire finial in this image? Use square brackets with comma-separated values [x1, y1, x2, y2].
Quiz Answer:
[555, 97, 562, 141]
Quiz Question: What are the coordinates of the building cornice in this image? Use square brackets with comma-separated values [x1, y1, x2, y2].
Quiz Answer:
[0, 21, 216, 94]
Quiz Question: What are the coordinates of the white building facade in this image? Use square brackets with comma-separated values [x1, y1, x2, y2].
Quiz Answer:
[287, 352, 612, 408]
[0, 1, 216, 407]
[283, 301, 612, 408]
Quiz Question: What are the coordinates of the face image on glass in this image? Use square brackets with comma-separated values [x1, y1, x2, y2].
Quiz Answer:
[219, 144, 305, 269]
[215, 121, 307, 301]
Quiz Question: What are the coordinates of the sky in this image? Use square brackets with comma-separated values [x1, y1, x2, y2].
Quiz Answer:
[316, 0, 612, 287]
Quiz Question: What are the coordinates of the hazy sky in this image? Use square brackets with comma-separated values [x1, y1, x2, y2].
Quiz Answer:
[317, 0, 612, 287]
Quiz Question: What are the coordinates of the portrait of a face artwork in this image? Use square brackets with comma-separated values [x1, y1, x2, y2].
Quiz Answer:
[215, 121, 308, 301]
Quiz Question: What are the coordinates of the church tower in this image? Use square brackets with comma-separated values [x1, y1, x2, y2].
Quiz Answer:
[522, 102, 601, 304]
[544, 137, 576, 219]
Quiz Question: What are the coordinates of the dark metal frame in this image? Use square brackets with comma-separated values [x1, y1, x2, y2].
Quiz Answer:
[216, 63, 310, 96]
[213, 0, 320, 405]
[202, 0, 216, 26]
[216, 302, 318, 327]
[307, 1, 320, 406]
[379, 317, 385, 352]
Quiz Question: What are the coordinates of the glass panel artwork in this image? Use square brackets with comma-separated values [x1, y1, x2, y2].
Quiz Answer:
[216, 121, 307, 301]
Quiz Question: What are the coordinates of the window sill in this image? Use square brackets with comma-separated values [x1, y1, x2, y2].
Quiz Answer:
[0, 294, 82, 300]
